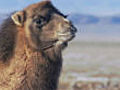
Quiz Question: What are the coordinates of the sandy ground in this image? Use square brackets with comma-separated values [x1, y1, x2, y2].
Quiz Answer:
[58, 39, 120, 90]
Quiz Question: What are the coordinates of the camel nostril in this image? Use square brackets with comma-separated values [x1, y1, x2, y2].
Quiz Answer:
[64, 15, 69, 18]
[71, 26, 77, 33]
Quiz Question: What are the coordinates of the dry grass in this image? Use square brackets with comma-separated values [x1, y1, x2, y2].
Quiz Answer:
[73, 81, 120, 90]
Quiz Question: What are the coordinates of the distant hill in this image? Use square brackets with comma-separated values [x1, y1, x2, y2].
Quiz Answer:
[69, 13, 120, 25]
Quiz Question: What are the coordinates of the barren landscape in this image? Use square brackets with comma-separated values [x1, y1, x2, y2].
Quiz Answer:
[59, 36, 120, 90]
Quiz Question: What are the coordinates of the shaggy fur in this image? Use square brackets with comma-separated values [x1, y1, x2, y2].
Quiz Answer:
[0, 1, 76, 90]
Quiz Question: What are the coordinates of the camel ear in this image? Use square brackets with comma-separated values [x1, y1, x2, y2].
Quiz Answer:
[11, 11, 25, 27]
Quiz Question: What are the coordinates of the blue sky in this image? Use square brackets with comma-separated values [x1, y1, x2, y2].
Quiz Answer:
[0, 0, 120, 16]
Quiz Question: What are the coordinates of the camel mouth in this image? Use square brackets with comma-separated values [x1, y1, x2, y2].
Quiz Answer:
[57, 26, 77, 42]
[58, 32, 75, 41]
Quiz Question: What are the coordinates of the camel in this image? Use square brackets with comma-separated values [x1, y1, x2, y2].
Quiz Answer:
[0, 1, 77, 90]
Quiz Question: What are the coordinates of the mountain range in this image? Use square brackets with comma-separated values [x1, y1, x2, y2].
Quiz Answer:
[68, 13, 120, 38]
[69, 13, 120, 25]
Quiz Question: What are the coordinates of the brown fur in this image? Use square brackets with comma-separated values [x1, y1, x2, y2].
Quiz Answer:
[0, 1, 77, 90]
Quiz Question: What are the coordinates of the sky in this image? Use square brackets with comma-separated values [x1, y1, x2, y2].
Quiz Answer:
[0, 0, 120, 16]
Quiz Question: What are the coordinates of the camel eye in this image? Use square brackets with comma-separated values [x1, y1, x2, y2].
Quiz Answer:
[36, 19, 42, 24]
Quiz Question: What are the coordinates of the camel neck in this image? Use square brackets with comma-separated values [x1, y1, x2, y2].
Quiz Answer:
[4, 32, 62, 90]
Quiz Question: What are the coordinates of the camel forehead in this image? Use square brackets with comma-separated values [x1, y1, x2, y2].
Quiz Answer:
[24, 1, 56, 16]
[25, 1, 51, 9]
